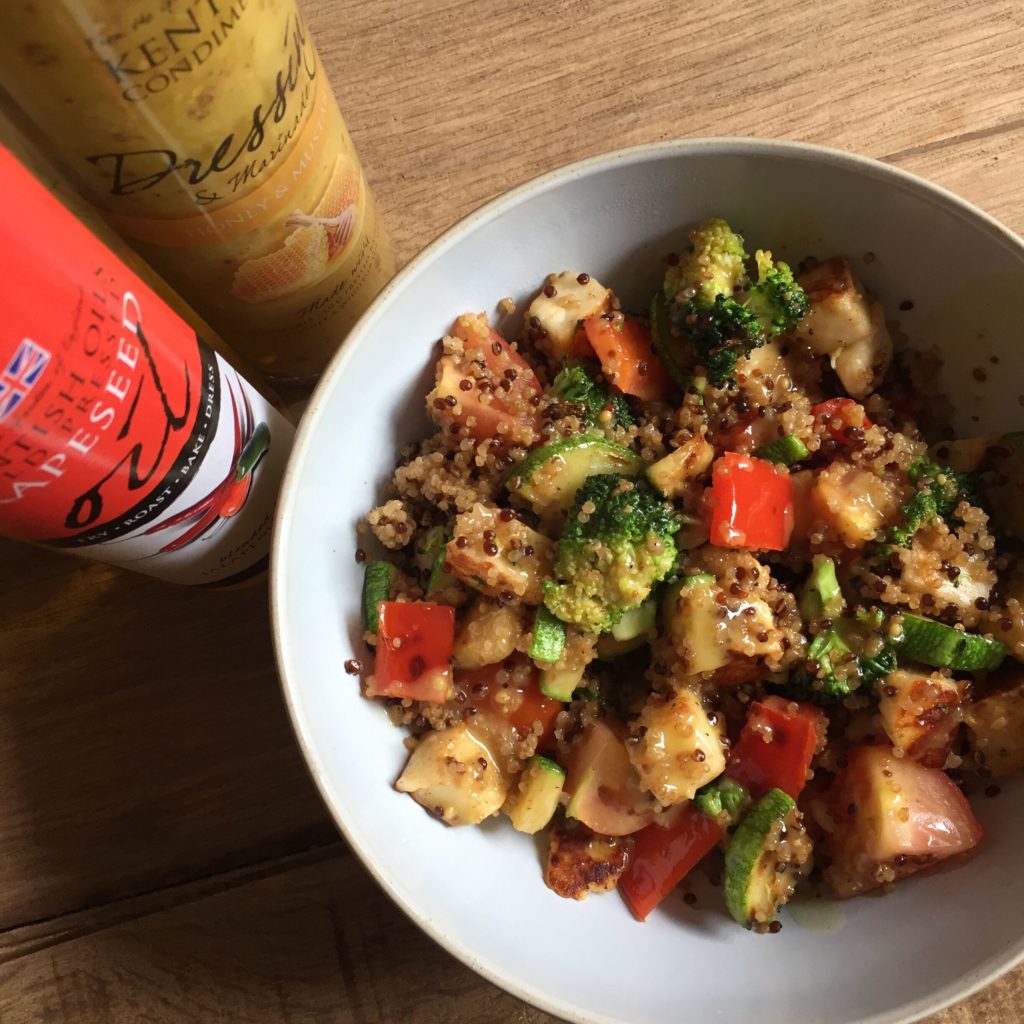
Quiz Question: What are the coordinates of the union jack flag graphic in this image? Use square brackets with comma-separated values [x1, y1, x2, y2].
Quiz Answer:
[0, 339, 50, 423]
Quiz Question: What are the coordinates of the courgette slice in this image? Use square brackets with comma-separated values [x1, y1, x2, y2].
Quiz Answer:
[645, 433, 715, 499]
[680, 572, 716, 587]
[426, 548, 453, 593]
[506, 755, 566, 834]
[754, 434, 809, 466]
[595, 633, 648, 660]
[898, 613, 1006, 672]
[416, 526, 454, 594]
[798, 554, 844, 620]
[361, 561, 395, 635]
[539, 663, 585, 702]
[530, 605, 567, 663]
[650, 290, 689, 388]
[724, 788, 812, 931]
[510, 434, 643, 515]
[610, 597, 657, 641]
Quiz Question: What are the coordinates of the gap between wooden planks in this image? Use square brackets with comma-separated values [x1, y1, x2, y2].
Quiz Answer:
[0, 844, 1020, 1024]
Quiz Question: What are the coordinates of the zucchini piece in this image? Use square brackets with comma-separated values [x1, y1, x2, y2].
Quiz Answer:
[415, 527, 454, 595]
[898, 613, 1006, 671]
[506, 755, 566, 834]
[645, 432, 715, 499]
[595, 633, 647, 660]
[511, 434, 643, 515]
[724, 788, 812, 931]
[680, 572, 716, 587]
[414, 525, 445, 569]
[798, 554, 844, 620]
[361, 561, 395, 635]
[650, 290, 689, 388]
[610, 597, 657, 641]
[426, 548, 453, 593]
[565, 720, 657, 835]
[539, 663, 584, 702]
[754, 434, 809, 466]
[530, 605, 567, 663]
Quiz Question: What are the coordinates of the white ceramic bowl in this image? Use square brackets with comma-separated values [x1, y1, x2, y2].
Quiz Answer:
[272, 139, 1024, 1024]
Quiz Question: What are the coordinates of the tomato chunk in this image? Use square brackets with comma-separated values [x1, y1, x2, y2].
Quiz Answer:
[429, 313, 542, 445]
[373, 601, 454, 703]
[455, 656, 561, 749]
[582, 314, 672, 402]
[565, 720, 657, 837]
[813, 398, 873, 444]
[825, 745, 983, 898]
[707, 452, 794, 551]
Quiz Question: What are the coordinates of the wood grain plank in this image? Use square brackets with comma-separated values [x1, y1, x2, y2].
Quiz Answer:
[0, 844, 346, 966]
[0, 851, 1019, 1024]
[0, 539, 338, 929]
[0, 854, 553, 1024]
[308, 0, 1024, 267]
[892, 124, 1024, 236]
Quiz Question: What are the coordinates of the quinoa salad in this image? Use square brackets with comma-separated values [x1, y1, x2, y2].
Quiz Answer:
[354, 218, 1024, 931]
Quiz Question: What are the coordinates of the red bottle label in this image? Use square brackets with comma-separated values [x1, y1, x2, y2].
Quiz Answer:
[0, 145, 293, 583]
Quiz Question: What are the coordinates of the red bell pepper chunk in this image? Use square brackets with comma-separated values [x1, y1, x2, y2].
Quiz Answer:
[729, 700, 819, 800]
[759, 694, 828, 742]
[813, 398, 873, 444]
[582, 314, 672, 402]
[618, 699, 819, 920]
[707, 452, 794, 551]
[372, 601, 454, 703]
[619, 808, 722, 921]
[569, 325, 596, 359]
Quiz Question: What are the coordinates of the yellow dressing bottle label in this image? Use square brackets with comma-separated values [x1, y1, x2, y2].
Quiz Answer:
[0, 1, 394, 383]
[104, 62, 342, 248]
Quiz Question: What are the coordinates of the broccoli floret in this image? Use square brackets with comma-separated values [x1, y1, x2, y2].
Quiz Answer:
[664, 218, 748, 304]
[784, 607, 900, 704]
[794, 629, 857, 704]
[663, 222, 808, 388]
[744, 250, 809, 337]
[673, 294, 762, 387]
[859, 645, 899, 685]
[889, 490, 939, 548]
[909, 457, 978, 514]
[543, 474, 681, 633]
[550, 362, 634, 428]
[694, 776, 751, 829]
[851, 606, 901, 685]
[889, 457, 979, 547]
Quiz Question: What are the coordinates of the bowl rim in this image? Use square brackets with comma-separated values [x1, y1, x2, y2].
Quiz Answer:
[270, 136, 1024, 1024]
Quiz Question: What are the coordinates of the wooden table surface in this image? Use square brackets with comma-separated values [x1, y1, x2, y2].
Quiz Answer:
[2, 1, 1024, 1021]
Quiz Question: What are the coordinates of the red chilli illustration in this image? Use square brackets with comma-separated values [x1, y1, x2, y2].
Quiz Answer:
[144, 377, 271, 553]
